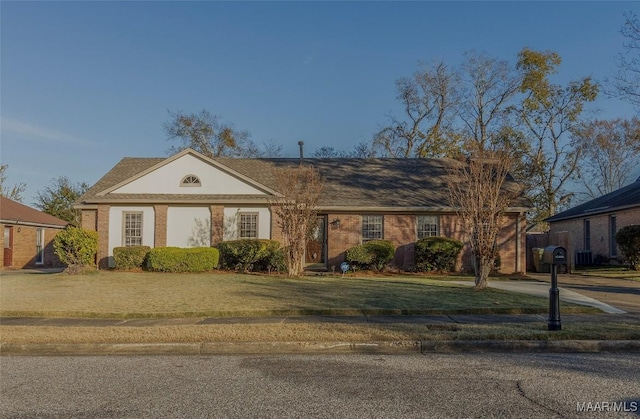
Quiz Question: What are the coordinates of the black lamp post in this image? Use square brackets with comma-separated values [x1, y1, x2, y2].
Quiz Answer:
[543, 246, 566, 331]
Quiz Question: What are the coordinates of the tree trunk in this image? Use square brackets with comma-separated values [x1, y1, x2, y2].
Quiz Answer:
[474, 256, 492, 289]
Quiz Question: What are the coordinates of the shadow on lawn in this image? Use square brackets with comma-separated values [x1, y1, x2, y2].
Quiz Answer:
[232, 276, 550, 315]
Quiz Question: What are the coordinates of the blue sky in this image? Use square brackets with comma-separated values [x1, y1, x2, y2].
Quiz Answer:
[1, 1, 637, 205]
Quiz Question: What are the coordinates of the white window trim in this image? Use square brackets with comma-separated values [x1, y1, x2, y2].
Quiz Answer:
[416, 215, 439, 239]
[122, 211, 144, 247]
[35, 228, 45, 265]
[238, 212, 259, 239]
[362, 215, 383, 242]
[180, 174, 201, 187]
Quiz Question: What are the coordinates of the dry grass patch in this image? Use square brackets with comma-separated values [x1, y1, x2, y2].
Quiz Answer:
[2, 322, 638, 344]
[0, 270, 595, 318]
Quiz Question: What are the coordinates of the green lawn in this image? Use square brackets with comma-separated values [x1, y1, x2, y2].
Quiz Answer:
[0, 270, 594, 318]
[574, 266, 640, 282]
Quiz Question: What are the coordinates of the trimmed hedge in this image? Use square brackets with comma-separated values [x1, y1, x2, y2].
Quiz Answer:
[53, 226, 98, 269]
[616, 225, 640, 271]
[414, 236, 463, 272]
[345, 240, 395, 271]
[113, 246, 150, 270]
[217, 239, 284, 272]
[147, 247, 219, 273]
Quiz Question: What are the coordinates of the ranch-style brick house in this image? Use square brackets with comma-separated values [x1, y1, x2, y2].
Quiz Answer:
[75, 148, 531, 272]
[546, 177, 640, 266]
[1, 196, 68, 269]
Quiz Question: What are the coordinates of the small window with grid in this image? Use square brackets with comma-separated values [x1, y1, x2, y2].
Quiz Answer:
[239, 213, 258, 239]
[180, 175, 201, 187]
[417, 215, 439, 239]
[123, 212, 143, 246]
[362, 215, 383, 242]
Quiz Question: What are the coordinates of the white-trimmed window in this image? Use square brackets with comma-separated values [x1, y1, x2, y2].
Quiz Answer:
[362, 215, 383, 242]
[123, 212, 143, 246]
[35, 228, 44, 265]
[180, 175, 201, 187]
[417, 215, 439, 239]
[239, 213, 258, 239]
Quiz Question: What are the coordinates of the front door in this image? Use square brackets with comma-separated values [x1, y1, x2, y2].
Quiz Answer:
[4, 226, 13, 267]
[305, 216, 326, 267]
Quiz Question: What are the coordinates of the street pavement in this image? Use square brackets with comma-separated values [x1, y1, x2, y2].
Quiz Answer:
[2, 353, 639, 418]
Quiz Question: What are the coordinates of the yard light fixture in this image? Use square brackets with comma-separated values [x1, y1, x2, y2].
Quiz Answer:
[330, 218, 341, 228]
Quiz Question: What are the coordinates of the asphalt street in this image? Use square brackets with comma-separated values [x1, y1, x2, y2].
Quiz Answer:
[2, 353, 639, 418]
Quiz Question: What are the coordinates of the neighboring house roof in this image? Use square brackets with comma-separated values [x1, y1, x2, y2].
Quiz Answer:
[546, 178, 640, 223]
[0, 196, 69, 228]
[76, 149, 532, 212]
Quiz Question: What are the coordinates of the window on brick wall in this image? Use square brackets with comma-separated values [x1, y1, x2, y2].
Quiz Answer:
[123, 212, 143, 246]
[610, 215, 617, 257]
[417, 215, 439, 239]
[35, 228, 44, 265]
[362, 215, 383, 242]
[239, 212, 258, 238]
[584, 219, 591, 251]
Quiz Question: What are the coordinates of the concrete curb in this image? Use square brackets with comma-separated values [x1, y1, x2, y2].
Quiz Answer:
[2, 340, 639, 356]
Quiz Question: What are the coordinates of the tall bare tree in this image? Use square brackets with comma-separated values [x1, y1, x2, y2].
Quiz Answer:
[0, 164, 27, 202]
[269, 165, 324, 277]
[164, 109, 259, 158]
[447, 147, 517, 289]
[610, 11, 640, 110]
[572, 118, 640, 199]
[458, 51, 521, 152]
[517, 48, 599, 226]
[373, 61, 460, 158]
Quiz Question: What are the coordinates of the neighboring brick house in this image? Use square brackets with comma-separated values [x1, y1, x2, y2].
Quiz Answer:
[1, 196, 68, 269]
[546, 177, 640, 266]
[75, 148, 531, 272]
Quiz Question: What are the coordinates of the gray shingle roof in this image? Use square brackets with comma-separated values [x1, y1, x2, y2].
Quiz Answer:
[77, 152, 532, 211]
[546, 178, 640, 222]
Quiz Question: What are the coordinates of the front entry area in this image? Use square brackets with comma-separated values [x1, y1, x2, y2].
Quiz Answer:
[3, 226, 13, 268]
[305, 216, 327, 269]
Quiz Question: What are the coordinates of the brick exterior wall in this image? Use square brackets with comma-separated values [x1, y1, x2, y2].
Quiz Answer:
[154, 205, 168, 247]
[324, 213, 525, 273]
[97, 205, 110, 269]
[549, 207, 640, 264]
[326, 214, 361, 269]
[81, 210, 97, 231]
[0, 223, 65, 269]
[210, 205, 224, 245]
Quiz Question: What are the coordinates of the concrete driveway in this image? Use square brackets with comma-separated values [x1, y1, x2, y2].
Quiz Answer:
[527, 273, 640, 316]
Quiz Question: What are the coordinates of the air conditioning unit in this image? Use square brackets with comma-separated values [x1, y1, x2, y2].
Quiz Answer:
[575, 250, 593, 266]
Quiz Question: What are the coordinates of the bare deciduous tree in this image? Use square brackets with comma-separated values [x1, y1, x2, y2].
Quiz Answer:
[269, 165, 324, 277]
[447, 148, 517, 289]
[0, 164, 27, 202]
[610, 11, 640, 110]
[164, 109, 259, 158]
[373, 61, 459, 158]
[459, 51, 521, 151]
[572, 118, 640, 199]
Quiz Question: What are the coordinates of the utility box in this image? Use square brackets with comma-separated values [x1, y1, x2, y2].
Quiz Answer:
[542, 246, 567, 265]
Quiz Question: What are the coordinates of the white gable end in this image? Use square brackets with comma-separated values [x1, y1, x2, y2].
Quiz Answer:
[112, 154, 267, 195]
